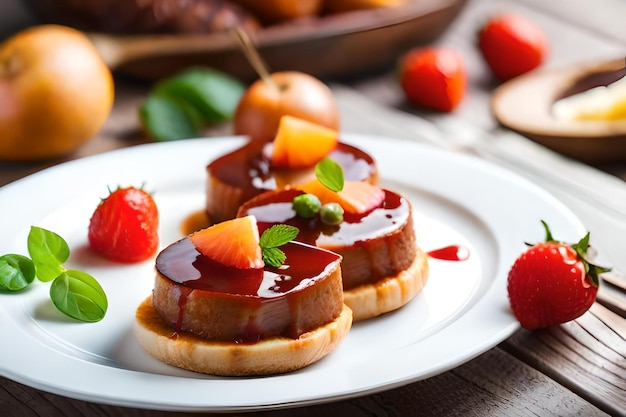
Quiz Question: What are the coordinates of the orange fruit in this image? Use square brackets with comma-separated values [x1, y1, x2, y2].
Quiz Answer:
[189, 215, 264, 269]
[271, 115, 338, 168]
[0, 25, 114, 161]
[297, 180, 385, 214]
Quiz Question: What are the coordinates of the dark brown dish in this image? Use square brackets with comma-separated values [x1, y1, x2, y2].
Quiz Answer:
[24, 0, 467, 81]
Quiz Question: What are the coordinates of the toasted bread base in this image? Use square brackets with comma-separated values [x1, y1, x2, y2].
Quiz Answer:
[344, 248, 429, 321]
[135, 297, 353, 376]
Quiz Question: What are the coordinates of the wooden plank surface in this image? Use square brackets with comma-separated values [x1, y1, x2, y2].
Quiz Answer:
[503, 307, 626, 417]
[0, 348, 608, 417]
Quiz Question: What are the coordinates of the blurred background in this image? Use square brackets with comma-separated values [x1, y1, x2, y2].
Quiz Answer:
[1, 0, 34, 38]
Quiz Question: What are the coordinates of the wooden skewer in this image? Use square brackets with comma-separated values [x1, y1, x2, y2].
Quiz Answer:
[231, 27, 280, 92]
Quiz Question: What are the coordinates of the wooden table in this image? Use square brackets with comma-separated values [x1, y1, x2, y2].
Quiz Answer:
[1, 0, 625, 416]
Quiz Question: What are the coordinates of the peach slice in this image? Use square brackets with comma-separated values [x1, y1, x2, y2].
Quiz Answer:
[271, 115, 338, 168]
[189, 215, 263, 269]
[297, 180, 385, 214]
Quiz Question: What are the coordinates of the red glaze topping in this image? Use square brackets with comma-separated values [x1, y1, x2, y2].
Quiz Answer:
[207, 141, 377, 205]
[154, 238, 343, 342]
[241, 188, 410, 250]
[156, 238, 340, 298]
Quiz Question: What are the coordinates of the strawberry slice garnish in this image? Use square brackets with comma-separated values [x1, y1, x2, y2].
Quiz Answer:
[507, 220, 610, 329]
[88, 186, 159, 263]
[189, 215, 264, 269]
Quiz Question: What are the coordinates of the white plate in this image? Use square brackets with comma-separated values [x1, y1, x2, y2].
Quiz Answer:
[0, 134, 584, 412]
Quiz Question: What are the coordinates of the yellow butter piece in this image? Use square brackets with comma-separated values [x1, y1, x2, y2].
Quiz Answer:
[552, 75, 626, 121]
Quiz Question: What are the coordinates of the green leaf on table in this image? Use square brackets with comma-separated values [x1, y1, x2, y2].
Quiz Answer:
[49, 270, 108, 322]
[139, 94, 204, 142]
[153, 68, 245, 123]
[0, 254, 35, 291]
[27, 226, 69, 282]
[315, 157, 344, 192]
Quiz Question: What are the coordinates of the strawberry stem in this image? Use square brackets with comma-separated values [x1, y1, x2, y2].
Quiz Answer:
[537, 220, 610, 287]
[541, 219, 555, 242]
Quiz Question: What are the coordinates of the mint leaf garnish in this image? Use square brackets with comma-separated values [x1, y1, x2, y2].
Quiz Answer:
[315, 157, 344, 192]
[259, 225, 299, 267]
[261, 247, 287, 268]
[260, 224, 299, 248]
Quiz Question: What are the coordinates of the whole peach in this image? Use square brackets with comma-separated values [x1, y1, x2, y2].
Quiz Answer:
[233, 71, 339, 143]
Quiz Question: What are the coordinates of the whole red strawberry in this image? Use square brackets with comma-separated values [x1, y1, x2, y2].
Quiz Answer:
[88, 186, 159, 263]
[507, 221, 609, 330]
[398, 47, 466, 112]
[479, 13, 548, 81]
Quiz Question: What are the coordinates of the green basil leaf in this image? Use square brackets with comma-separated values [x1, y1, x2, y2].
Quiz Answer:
[27, 226, 69, 282]
[139, 94, 204, 142]
[315, 157, 344, 192]
[49, 270, 108, 322]
[0, 254, 35, 291]
[153, 68, 244, 123]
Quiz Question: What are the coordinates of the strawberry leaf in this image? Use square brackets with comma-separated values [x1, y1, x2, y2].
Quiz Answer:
[533, 221, 610, 287]
[541, 219, 555, 242]
[571, 232, 610, 286]
[571, 232, 590, 255]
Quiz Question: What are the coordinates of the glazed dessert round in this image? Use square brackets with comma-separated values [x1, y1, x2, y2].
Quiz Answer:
[136, 238, 352, 375]
[237, 188, 429, 321]
[342, 248, 429, 321]
[151, 238, 344, 341]
[206, 141, 378, 224]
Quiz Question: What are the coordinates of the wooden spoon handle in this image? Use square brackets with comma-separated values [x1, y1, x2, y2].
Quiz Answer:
[87, 31, 237, 70]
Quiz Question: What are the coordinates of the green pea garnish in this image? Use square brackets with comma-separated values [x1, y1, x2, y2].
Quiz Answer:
[320, 203, 344, 225]
[292, 193, 322, 218]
